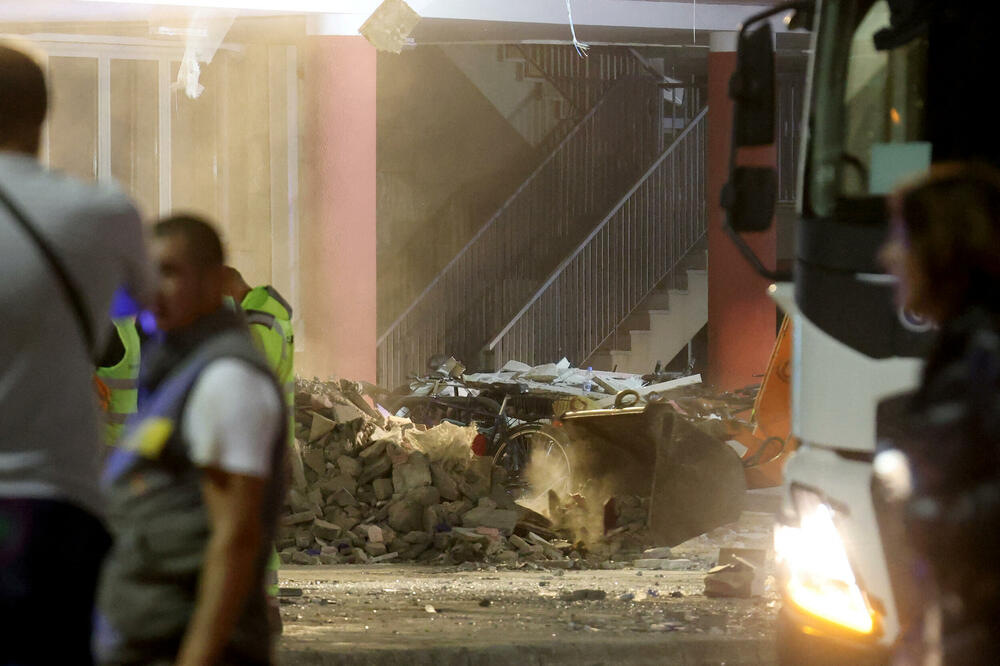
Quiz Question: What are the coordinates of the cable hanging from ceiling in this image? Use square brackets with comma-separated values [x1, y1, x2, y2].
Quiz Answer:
[565, 0, 590, 57]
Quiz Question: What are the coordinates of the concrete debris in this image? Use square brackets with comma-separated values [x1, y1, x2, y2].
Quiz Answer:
[392, 453, 432, 494]
[461, 505, 519, 534]
[337, 454, 363, 478]
[703, 562, 756, 598]
[281, 379, 579, 566]
[282, 511, 315, 526]
[311, 519, 342, 541]
[559, 589, 607, 601]
[387, 499, 425, 534]
[716, 547, 767, 596]
[309, 412, 337, 442]
[430, 463, 461, 501]
[302, 446, 327, 476]
[372, 478, 395, 501]
[283, 378, 751, 570]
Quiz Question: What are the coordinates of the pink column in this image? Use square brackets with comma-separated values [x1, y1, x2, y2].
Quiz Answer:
[706, 31, 777, 391]
[300, 37, 377, 382]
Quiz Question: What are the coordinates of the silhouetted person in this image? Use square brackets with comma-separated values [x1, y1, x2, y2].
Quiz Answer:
[879, 163, 1000, 665]
[0, 41, 154, 665]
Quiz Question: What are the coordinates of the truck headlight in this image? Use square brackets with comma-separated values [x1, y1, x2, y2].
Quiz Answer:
[774, 488, 876, 635]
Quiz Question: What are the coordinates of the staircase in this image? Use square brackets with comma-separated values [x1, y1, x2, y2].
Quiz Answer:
[377, 46, 708, 388]
[486, 107, 708, 371]
[589, 253, 708, 374]
[440, 45, 569, 150]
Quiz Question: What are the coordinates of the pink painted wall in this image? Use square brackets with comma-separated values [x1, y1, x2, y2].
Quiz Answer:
[300, 37, 377, 382]
[706, 45, 777, 391]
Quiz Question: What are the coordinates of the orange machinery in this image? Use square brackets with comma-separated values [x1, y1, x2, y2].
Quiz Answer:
[729, 316, 795, 489]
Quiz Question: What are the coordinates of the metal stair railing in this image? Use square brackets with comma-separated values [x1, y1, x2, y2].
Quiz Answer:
[510, 45, 653, 158]
[378, 46, 653, 336]
[377, 76, 662, 387]
[512, 44, 646, 113]
[486, 106, 708, 370]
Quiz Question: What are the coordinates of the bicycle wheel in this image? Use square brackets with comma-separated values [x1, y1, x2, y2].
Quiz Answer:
[492, 424, 572, 502]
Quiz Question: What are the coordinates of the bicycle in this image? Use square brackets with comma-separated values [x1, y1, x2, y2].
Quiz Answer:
[486, 391, 573, 503]
[378, 379, 573, 503]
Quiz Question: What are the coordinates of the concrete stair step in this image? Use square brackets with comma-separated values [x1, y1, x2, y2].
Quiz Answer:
[644, 290, 672, 310]
[620, 310, 651, 333]
[603, 267, 708, 375]
[588, 244, 709, 375]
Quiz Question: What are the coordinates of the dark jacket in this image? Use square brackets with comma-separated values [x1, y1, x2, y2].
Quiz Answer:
[901, 306, 1000, 662]
[96, 307, 286, 665]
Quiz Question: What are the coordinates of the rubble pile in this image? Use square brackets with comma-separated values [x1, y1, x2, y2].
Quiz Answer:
[278, 379, 651, 568]
[280, 364, 765, 571]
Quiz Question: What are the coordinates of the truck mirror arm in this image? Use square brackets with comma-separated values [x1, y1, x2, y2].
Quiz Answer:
[721, 218, 793, 282]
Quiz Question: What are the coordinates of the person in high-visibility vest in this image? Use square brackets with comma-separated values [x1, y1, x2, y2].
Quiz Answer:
[96, 317, 141, 446]
[223, 267, 293, 636]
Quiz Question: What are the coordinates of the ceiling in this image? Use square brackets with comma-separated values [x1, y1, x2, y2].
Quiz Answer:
[0, 0, 807, 50]
[0, 1, 782, 27]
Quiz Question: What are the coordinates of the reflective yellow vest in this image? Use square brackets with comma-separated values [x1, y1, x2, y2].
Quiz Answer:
[96, 317, 141, 445]
[241, 286, 295, 446]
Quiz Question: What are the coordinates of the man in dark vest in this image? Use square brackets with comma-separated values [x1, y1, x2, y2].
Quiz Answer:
[96, 215, 286, 666]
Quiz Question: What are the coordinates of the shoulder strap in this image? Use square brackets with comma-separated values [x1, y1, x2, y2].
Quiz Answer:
[264, 285, 293, 317]
[0, 182, 95, 355]
[244, 309, 278, 330]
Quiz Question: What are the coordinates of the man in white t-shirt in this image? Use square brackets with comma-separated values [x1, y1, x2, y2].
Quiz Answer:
[96, 215, 285, 665]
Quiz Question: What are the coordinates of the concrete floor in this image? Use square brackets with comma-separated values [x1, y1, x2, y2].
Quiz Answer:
[276, 512, 779, 665]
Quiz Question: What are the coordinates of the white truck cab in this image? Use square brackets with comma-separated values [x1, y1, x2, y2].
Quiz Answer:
[721, 0, 1000, 661]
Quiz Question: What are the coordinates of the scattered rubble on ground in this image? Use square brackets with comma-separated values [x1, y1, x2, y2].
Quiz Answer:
[277, 564, 780, 661]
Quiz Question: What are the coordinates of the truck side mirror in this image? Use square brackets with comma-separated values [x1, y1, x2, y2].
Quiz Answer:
[723, 21, 779, 233]
[731, 22, 776, 147]
[720, 0, 809, 280]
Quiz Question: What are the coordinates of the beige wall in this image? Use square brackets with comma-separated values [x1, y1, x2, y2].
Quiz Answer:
[28, 30, 561, 381]
[33, 34, 308, 367]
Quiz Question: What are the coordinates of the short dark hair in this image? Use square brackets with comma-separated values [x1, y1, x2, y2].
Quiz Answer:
[0, 43, 48, 147]
[896, 162, 1000, 318]
[153, 214, 226, 268]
